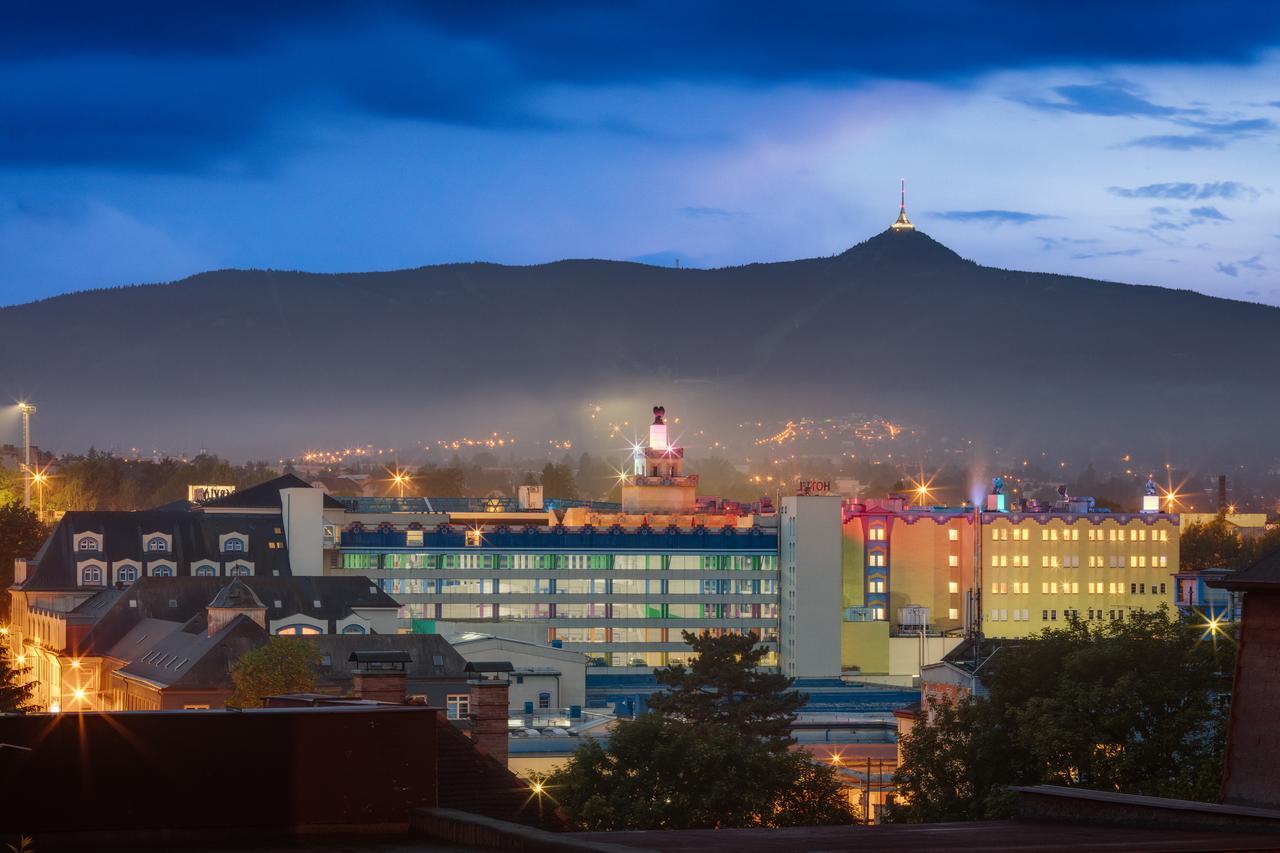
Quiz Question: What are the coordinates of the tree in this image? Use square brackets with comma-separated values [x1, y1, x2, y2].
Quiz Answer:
[0, 502, 47, 622]
[415, 464, 467, 497]
[0, 639, 35, 713]
[228, 638, 319, 708]
[540, 462, 577, 500]
[547, 631, 856, 830]
[890, 610, 1232, 823]
[647, 630, 804, 746]
[1180, 516, 1246, 571]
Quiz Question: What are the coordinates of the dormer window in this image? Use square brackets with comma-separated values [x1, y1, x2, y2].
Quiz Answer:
[226, 539, 245, 552]
[80, 563, 104, 585]
[77, 535, 101, 552]
[149, 564, 175, 577]
[193, 564, 217, 577]
[227, 562, 252, 577]
[146, 536, 168, 552]
[117, 564, 138, 585]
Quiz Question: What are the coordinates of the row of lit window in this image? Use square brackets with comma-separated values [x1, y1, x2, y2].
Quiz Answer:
[989, 553, 1172, 568]
[990, 581, 1169, 596]
[991, 528, 1169, 542]
[377, 577, 778, 596]
[346, 552, 777, 571]
[397, 602, 780, 620]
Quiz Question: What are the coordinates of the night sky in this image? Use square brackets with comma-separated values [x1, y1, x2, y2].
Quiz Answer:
[2, 2, 1278, 305]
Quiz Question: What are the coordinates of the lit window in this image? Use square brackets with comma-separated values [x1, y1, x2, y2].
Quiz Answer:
[869, 526, 886, 541]
[948, 529, 959, 542]
[948, 555, 959, 567]
[465, 528, 483, 547]
[948, 608, 959, 620]
[447, 694, 470, 720]
[948, 581, 960, 594]
[277, 624, 321, 636]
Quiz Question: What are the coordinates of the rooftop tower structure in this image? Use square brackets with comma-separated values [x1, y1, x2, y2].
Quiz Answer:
[890, 178, 915, 231]
[621, 405, 699, 513]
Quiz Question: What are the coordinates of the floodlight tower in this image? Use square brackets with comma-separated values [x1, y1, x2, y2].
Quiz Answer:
[18, 401, 36, 509]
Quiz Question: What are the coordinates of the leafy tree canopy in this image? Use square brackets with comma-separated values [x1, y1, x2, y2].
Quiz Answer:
[228, 638, 319, 708]
[891, 609, 1233, 823]
[547, 631, 856, 830]
[0, 639, 35, 713]
[0, 501, 47, 622]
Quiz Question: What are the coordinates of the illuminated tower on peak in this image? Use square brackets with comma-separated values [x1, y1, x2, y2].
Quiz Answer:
[891, 178, 915, 231]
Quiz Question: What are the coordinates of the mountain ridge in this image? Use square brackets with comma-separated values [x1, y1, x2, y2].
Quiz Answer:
[2, 227, 1275, 462]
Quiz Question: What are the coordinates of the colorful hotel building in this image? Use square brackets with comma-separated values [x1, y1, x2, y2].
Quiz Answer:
[836, 492, 1180, 676]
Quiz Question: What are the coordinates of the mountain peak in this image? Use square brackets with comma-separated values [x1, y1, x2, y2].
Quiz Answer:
[837, 226, 970, 269]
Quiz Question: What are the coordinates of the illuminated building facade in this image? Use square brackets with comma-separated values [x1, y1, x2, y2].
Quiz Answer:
[326, 406, 780, 670]
[837, 491, 1181, 675]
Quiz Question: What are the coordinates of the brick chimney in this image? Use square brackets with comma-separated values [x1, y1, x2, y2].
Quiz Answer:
[465, 661, 513, 767]
[349, 650, 410, 704]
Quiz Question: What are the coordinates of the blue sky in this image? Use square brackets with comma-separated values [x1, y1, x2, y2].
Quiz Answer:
[1, 2, 1278, 305]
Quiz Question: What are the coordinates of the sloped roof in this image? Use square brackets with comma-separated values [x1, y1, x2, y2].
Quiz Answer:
[115, 612, 268, 690]
[311, 633, 469, 687]
[21, 510, 291, 591]
[209, 578, 265, 610]
[198, 474, 345, 510]
[77, 576, 398, 656]
[1211, 547, 1280, 590]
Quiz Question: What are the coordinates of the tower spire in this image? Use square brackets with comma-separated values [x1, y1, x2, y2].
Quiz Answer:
[891, 177, 915, 231]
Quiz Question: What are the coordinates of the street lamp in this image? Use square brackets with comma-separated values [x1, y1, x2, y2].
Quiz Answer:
[17, 401, 36, 509]
[31, 468, 47, 521]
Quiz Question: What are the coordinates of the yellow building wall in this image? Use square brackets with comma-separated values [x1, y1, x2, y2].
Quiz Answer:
[981, 515, 1180, 638]
[841, 620, 890, 674]
[885, 516, 974, 633]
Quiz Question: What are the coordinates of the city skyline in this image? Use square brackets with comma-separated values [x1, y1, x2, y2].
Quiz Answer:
[0, 4, 1278, 306]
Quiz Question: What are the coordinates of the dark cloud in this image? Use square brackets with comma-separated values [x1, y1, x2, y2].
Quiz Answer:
[1, 3, 1280, 170]
[1189, 206, 1230, 221]
[1216, 254, 1267, 277]
[1115, 116, 1274, 150]
[931, 210, 1060, 225]
[1021, 81, 1191, 117]
[1037, 236, 1100, 251]
[1108, 182, 1259, 200]
[1071, 248, 1143, 259]
[1120, 134, 1225, 150]
[681, 207, 743, 220]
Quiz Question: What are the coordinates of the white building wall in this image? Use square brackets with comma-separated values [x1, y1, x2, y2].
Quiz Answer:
[281, 488, 324, 576]
[779, 495, 843, 679]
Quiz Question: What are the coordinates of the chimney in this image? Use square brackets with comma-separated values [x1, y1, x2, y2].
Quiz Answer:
[349, 650, 410, 703]
[465, 662, 513, 766]
[1219, 475, 1228, 511]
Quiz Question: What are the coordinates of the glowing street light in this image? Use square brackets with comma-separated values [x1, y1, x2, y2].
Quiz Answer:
[17, 401, 36, 509]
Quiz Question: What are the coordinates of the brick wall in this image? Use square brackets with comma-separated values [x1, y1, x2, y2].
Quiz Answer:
[1222, 591, 1280, 807]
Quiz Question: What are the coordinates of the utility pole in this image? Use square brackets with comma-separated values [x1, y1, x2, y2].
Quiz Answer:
[18, 401, 36, 510]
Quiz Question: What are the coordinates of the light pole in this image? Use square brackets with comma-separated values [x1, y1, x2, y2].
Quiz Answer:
[31, 470, 47, 521]
[17, 401, 36, 510]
